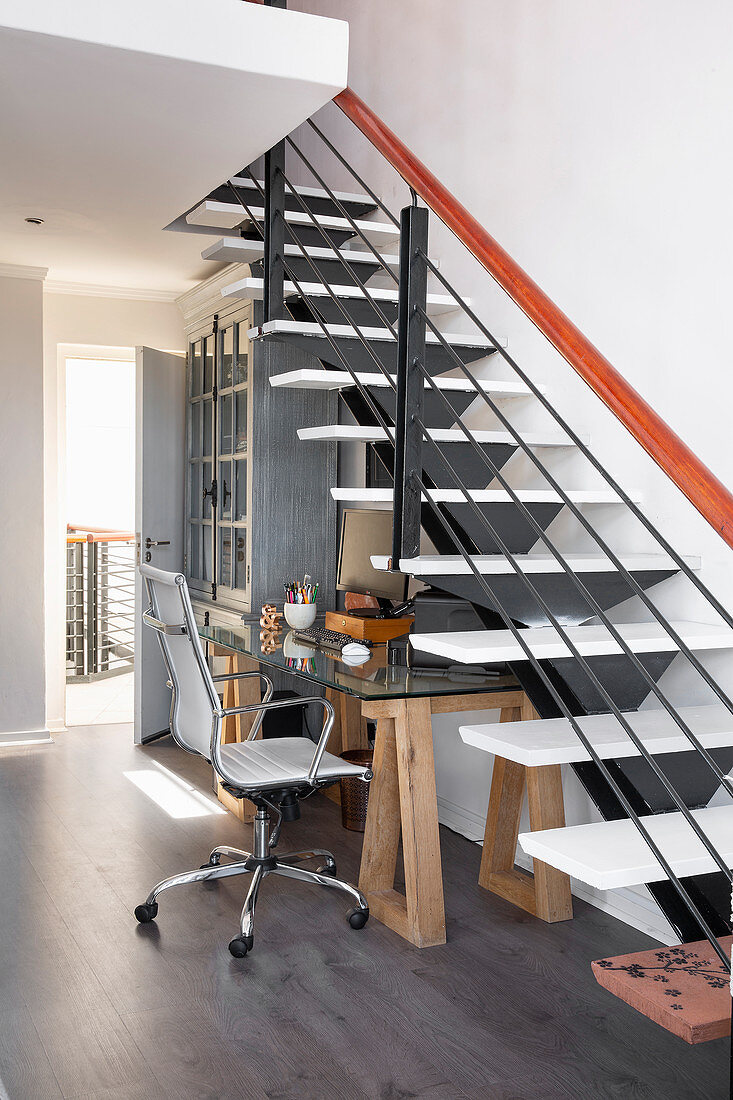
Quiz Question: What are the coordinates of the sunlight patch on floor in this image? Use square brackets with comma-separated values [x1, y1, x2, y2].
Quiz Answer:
[124, 758, 226, 819]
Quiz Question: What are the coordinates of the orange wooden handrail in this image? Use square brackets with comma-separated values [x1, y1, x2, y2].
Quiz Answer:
[333, 86, 733, 551]
[67, 524, 135, 544]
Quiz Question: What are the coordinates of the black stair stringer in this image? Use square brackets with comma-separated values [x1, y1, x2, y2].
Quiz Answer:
[273, 320, 492, 376]
[214, 180, 377, 220]
[419, 572, 680, 655]
[339, 387, 483, 558]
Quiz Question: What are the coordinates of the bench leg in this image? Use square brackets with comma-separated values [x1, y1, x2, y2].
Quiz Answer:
[478, 705, 573, 922]
[359, 699, 446, 948]
[526, 764, 573, 923]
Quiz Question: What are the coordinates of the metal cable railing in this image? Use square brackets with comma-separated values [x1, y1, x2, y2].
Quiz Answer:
[307, 111, 733, 958]
[418, 253, 733, 633]
[284, 134, 400, 283]
[234, 172, 396, 354]
[219, 118, 733, 961]
[222, 180, 400, 437]
[408, 316, 733, 790]
[66, 529, 136, 681]
[273, 163, 398, 336]
[308, 103, 733, 743]
[408, 462, 731, 969]
[304, 117, 401, 228]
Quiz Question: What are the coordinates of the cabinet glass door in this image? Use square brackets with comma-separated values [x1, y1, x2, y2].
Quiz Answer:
[186, 333, 215, 597]
[214, 318, 250, 607]
[185, 311, 251, 610]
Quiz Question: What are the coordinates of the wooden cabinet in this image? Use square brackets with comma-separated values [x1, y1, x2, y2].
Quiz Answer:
[181, 271, 338, 623]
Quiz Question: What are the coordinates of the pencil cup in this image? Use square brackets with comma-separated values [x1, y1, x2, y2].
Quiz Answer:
[283, 602, 317, 630]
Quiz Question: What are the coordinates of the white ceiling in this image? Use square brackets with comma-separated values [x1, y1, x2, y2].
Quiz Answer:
[0, 0, 348, 294]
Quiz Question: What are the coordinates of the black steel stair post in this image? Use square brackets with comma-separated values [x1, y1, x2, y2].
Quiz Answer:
[263, 139, 286, 322]
[392, 203, 429, 564]
[262, 0, 287, 321]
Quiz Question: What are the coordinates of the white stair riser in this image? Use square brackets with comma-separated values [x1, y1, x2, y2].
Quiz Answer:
[222, 276, 462, 316]
[408, 621, 733, 664]
[375, 553, 699, 577]
[460, 704, 733, 767]
[269, 368, 540, 396]
[186, 200, 399, 243]
[519, 804, 733, 890]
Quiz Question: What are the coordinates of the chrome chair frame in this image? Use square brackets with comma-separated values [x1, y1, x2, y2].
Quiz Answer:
[135, 566, 372, 957]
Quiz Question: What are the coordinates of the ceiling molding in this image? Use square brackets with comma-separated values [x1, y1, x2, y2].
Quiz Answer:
[0, 262, 48, 282]
[44, 280, 179, 303]
[176, 263, 246, 324]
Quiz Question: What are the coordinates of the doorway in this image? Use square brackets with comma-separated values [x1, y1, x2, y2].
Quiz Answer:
[65, 355, 136, 726]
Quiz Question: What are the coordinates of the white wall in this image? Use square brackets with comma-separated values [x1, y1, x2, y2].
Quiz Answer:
[0, 266, 49, 741]
[294, 0, 733, 939]
[44, 290, 185, 730]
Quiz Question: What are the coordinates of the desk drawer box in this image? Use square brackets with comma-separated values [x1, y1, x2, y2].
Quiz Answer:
[325, 611, 413, 644]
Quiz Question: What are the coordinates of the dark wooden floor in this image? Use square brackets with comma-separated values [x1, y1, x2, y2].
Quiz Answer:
[0, 724, 729, 1099]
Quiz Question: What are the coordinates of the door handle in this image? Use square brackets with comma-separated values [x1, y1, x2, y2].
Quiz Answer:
[145, 538, 170, 549]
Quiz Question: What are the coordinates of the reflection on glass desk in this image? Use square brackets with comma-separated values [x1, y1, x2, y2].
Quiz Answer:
[197, 618, 519, 701]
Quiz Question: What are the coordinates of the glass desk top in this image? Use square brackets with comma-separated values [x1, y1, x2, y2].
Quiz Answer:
[198, 618, 519, 702]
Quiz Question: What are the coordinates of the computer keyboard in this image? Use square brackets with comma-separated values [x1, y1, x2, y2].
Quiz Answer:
[293, 625, 371, 653]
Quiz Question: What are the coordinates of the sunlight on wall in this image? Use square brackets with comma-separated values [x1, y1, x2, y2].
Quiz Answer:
[66, 357, 135, 530]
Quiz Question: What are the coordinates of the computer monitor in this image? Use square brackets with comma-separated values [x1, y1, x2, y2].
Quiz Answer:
[336, 509, 408, 613]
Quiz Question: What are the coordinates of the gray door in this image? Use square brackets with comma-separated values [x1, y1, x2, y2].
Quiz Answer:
[134, 346, 185, 745]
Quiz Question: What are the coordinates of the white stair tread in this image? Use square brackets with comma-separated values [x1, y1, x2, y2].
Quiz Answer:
[223, 276, 463, 315]
[269, 368, 541, 396]
[201, 238, 402, 269]
[518, 803, 733, 890]
[297, 425, 575, 445]
[460, 704, 733, 767]
[186, 200, 400, 242]
[250, 319, 505, 349]
[409, 620, 733, 665]
[377, 552, 699, 576]
[333, 487, 639, 505]
[229, 176, 372, 206]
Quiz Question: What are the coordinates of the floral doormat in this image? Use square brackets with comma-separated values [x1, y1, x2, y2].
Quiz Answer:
[592, 936, 731, 1044]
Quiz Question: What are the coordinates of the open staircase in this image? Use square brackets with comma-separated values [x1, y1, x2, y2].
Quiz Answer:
[172, 67, 733, 1057]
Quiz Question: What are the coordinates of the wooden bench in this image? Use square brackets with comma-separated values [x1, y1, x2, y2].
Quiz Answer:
[460, 703, 733, 924]
[462, 699, 574, 924]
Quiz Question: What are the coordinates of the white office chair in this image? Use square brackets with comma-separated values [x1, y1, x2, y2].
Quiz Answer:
[135, 564, 372, 958]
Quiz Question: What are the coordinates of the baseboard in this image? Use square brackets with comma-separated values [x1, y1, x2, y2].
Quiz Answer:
[437, 793, 487, 843]
[0, 728, 53, 746]
[437, 794, 677, 946]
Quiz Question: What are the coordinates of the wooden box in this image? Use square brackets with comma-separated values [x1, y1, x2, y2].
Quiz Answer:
[325, 610, 414, 644]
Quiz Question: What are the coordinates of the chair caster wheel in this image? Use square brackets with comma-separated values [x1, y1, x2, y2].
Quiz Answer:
[346, 907, 369, 930]
[317, 862, 337, 877]
[134, 902, 158, 924]
[229, 934, 254, 958]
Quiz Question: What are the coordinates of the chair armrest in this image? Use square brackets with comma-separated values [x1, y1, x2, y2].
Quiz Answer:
[142, 608, 187, 636]
[212, 671, 273, 741]
[213, 670, 274, 689]
[211, 696, 334, 784]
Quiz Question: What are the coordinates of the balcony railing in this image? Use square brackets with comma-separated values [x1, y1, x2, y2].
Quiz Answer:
[66, 525, 136, 681]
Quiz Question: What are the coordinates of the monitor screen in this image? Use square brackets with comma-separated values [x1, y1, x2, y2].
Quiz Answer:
[336, 509, 408, 602]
